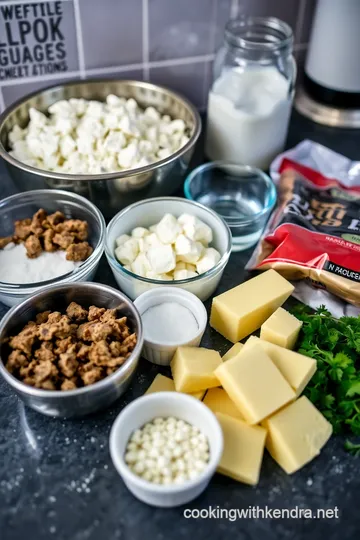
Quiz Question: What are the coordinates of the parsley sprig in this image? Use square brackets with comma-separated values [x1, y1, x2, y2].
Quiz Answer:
[291, 305, 360, 452]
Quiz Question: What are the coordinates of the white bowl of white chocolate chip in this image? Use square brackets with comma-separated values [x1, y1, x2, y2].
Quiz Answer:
[105, 197, 232, 301]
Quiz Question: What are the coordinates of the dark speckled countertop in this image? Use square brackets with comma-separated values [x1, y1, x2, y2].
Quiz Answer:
[1, 111, 360, 540]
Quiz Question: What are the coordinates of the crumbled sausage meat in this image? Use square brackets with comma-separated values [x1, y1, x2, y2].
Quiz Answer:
[43, 229, 56, 252]
[1, 209, 92, 262]
[6, 350, 28, 372]
[35, 342, 55, 363]
[56, 219, 88, 241]
[53, 231, 76, 249]
[54, 336, 74, 355]
[0, 236, 14, 249]
[14, 218, 32, 240]
[5, 303, 136, 391]
[66, 242, 93, 262]
[35, 311, 51, 324]
[61, 379, 77, 391]
[88, 305, 106, 321]
[10, 324, 38, 356]
[81, 366, 103, 386]
[30, 209, 47, 236]
[66, 302, 88, 322]
[24, 234, 42, 258]
[58, 347, 78, 378]
[47, 211, 65, 228]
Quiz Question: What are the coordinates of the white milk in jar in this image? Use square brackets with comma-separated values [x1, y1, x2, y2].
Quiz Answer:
[206, 66, 292, 170]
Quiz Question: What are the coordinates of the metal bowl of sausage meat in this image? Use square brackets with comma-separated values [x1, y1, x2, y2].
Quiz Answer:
[0, 79, 201, 220]
[0, 282, 143, 418]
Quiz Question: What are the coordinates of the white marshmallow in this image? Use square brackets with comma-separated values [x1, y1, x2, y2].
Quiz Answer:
[175, 235, 203, 264]
[144, 232, 163, 250]
[196, 248, 221, 275]
[115, 238, 139, 265]
[131, 227, 150, 239]
[173, 269, 198, 280]
[131, 253, 151, 277]
[115, 234, 131, 247]
[147, 244, 176, 274]
[178, 214, 213, 245]
[156, 214, 180, 244]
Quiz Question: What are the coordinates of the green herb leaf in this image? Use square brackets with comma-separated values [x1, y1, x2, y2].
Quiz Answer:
[344, 439, 360, 456]
[291, 305, 360, 454]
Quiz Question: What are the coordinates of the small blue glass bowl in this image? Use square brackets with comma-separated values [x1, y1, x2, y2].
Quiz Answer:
[184, 161, 277, 252]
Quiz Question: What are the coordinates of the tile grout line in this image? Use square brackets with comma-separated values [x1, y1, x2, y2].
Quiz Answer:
[0, 87, 5, 112]
[151, 54, 215, 69]
[142, 0, 150, 80]
[73, 0, 86, 79]
[0, 70, 81, 87]
[295, 0, 308, 45]
[0, 55, 216, 88]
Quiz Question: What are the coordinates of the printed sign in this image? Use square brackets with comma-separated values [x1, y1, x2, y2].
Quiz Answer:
[0, 0, 79, 82]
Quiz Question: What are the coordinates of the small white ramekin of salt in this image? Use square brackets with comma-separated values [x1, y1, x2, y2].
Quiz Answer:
[134, 287, 207, 365]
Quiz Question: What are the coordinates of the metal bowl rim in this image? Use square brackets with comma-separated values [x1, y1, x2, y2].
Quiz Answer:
[0, 78, 202, 182]
[105, 196, 232, 285]
[0, 189, 106, 292]
[0, 281, 143, 398]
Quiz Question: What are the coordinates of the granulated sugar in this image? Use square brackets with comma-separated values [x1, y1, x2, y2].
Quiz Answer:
[0, 243, 81, 284]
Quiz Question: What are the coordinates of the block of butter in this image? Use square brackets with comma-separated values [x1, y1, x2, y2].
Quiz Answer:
[216, 412, 267, 485]
[170, 347, 222, 393]
[242, 336, 316, 397]
[215, 343, 295, 424]
[145, 373, 206, 400]
[222, 342, 243, 362]
[260, 307, 302, 349]
[203, 388, 243, 420]
[262, 396, 333, 474]
[210, 270, 294, 343]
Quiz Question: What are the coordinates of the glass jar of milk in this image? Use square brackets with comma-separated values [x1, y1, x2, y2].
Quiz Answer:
[206, 17, 296, 170]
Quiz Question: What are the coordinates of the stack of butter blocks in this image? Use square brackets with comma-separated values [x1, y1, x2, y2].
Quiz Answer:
[145, 270, 333, 486]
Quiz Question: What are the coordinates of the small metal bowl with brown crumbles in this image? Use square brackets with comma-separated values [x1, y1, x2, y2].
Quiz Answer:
[0, 282, 143, 417]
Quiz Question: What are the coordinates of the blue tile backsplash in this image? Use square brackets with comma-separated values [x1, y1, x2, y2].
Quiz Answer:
[0, 0, 316, 111]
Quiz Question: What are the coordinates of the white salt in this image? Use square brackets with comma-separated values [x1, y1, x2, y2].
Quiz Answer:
[142, 302, 199, 344]
[0, 243, 81, 284]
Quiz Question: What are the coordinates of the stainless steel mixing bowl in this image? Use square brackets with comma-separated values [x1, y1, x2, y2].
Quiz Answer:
[0, 79, 201, 219]
[0, 282, 143, 417]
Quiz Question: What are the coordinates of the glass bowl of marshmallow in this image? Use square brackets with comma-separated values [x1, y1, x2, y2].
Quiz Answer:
[105, 197, 232, 301]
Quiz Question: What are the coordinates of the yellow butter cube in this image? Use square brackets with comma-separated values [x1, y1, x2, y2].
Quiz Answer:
[262, 396, 333, 474]
[210, 270, 294, 343]
[145, 374, 175, 394]
[243, 336, 316, 397]
[216, 412, 267, 485]
[203, 388, 244, 419]
[222, 342, 243, 362]
[260, 307, 302, 349]
[215, 343, 295, 424]
[145, 374, 206, 400]
[191, 389, 206, 400]
[170, 347, 222, 393]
